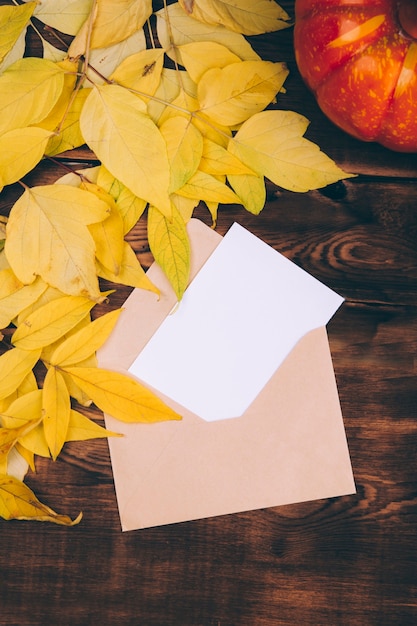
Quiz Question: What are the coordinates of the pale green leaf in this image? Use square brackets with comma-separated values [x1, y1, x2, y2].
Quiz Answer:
[0, 128, 51, 188]
[198, 60, 289, 126]
[0, 2, 36, 65]
[42, 367, 71, 460]
[178, 0, 291, 35]
[0, 473, 82, 524]
[0, 348, 41, 400]
[5, 185, 110, 300]
[0, 57, 65, 135]
[148, 204, 191, 301]
[63, 366, 182, 423]
[229, 110, 355, 192]
[11, 295, 95, 351]
[80, 84, 172, 215]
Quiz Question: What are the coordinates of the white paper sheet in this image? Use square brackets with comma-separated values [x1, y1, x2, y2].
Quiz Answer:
[129, 223, 343, 421]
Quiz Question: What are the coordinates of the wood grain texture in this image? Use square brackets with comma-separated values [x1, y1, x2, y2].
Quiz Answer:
[1, 2, 417, 625]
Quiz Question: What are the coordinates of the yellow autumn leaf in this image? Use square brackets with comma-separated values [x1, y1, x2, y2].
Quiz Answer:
[0, 371, 38, 417]
[11, 295, 96, 351]
[49, 308, 123, 367]
[171, 194, 199, 224]
[66, 409, 121, 442]
[36, 59, 78, 131]
[0, 271, 47, 330]
[5, 390, 49, 459]
[45, 88, 91, 156]
[198, 60, 289, 126]
[227, 172, 266, 215]
[32, 0, 94, 36]
[0, 57, 65, 135]
[16, 284, 72, 325]
[0, 2, 36, 65]
[97, 240, 159, 294]
[82, 29, 147, 86]
[8, 445, 31, 479]
[63, 366, 182, 423]
[229, 110, 355, 192]
[177, 41, 241, 83]
[42, 367, 71, 460]
[0, 128, 52, 190]
[90, 0, 152, 49]
[178, 0, 291, 36]
[5, 184, 110, 300]
[80, 84, 172, 216]
[41, 40, 67, 63]
[0, 418, 41, 464]
[0, 348, 40, 401]
[0, 389, 42, 429]
[157, 81, 199, 127]
[96, 166, 147, 235]
[148, 204, 191, 301]
[199, 138, 256, 176]
[159, 116, 204, 193]
[82, 182, 125, 275]
[156, 3, 261, 63]
[176, 170, 242, 205]
[0, 474, 82, 525]
[110, 48, 165, 102]
[146, 67, 193, 125]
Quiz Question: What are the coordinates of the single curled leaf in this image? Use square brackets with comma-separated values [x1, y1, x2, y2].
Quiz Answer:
[0, 474, 82, 525]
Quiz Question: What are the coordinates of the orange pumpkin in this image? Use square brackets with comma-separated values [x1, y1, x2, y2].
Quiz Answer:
[294, 0, 417, 152]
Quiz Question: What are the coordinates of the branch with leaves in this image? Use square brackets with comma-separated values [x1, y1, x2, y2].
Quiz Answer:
[0, 0, 353, 524]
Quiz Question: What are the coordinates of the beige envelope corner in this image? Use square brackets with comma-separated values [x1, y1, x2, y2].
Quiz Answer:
[98, 219, 356, 531]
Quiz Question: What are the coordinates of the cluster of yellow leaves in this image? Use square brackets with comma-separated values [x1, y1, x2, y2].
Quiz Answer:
[0, 0, 353, 524]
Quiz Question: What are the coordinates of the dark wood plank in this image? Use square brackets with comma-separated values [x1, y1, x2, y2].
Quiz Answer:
[1, 2, 417, 625]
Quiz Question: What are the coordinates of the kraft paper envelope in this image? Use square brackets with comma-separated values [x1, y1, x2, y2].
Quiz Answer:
[99, 219, 355, 531]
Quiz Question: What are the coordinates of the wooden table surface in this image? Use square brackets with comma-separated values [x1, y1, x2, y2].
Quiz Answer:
[1, 2, 417, 625]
